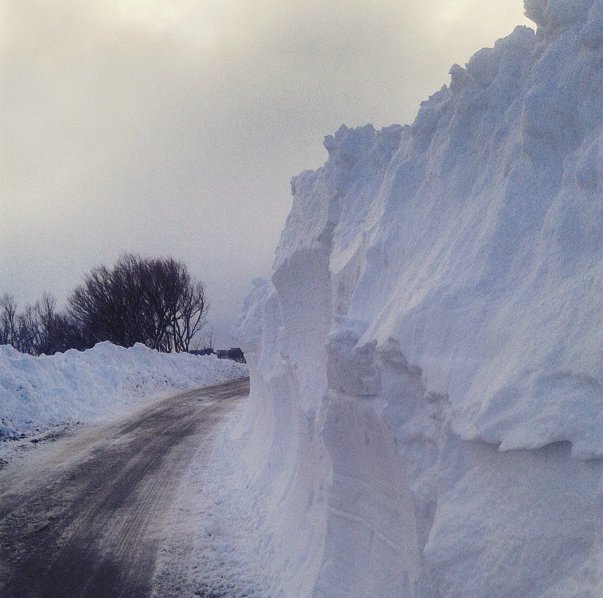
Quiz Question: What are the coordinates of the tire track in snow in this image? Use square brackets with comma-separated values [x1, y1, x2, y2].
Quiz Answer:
[0, 378, 249, 598]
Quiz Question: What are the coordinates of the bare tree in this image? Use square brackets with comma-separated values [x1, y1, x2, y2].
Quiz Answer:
[0, 294, 73, 355]
[33, 294, 80, 355]
[0, 294, 18, 346]
[148, 259, 208, 352]
[15, 304, 39, 355]
[2, 255, 208, 355]
[68, 254, 208, 352]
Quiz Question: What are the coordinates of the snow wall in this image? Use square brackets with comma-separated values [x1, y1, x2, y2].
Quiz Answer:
[0, 342, 247, 439]
[231, 1, 603, 596]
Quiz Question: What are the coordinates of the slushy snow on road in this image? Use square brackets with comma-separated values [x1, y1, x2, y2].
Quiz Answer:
[204, 0, 603, 596]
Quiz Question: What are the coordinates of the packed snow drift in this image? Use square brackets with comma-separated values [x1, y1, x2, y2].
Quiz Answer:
[213, 1, 603, 595]
[0, 342, 247, 441]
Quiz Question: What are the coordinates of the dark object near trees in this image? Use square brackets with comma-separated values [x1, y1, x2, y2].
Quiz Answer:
[69, 254, 208, 353]
[190, 348, 215, 357]
[190, 347, 246, 363]
[216, 348, 246, 364]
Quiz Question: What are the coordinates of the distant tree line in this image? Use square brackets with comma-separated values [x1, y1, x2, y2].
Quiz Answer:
[1, 255, 209, 355]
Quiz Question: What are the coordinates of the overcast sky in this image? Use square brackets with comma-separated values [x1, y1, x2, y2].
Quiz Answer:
[0, 0, 531, 346]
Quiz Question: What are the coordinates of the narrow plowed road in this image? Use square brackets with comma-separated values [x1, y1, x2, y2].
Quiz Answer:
[0, 378, 249, 598]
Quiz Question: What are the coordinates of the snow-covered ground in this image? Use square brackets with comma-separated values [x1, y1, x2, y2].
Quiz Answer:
[2, 1, 602, 596]
[202, 1, 603, 596]
[0, 341, 247, 445]
[155, 406, 271, 598]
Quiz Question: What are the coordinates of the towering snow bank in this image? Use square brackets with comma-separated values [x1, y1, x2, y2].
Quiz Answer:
[230, 1, 603, 596]
[0, 342, 247, 439]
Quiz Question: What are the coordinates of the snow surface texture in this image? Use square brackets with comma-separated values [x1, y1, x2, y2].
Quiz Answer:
[220, 1, 603, 596]
[0, 342, 247, 441]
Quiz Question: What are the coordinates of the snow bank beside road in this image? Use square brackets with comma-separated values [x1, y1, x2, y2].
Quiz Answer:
[0, 342, 247, 440]
[221, 1, 603, 596]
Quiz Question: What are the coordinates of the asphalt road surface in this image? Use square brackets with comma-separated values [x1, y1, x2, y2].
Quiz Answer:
[0, 377, 249, 598]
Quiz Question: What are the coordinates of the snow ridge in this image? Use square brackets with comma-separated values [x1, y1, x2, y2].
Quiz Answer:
[221, 1, 603, 596]
[0, 342, 247, 440]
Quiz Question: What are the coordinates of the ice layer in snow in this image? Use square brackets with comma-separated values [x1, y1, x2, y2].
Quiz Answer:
[215, 1, 603, 596]
[0, 342, 247, 440]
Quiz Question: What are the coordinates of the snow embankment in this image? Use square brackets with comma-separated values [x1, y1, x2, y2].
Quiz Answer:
[0, 342, 247, 440]
[212, 1, 603, 596]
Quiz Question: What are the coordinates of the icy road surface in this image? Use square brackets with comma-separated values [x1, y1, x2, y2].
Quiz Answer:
[0, 378, 249, 598]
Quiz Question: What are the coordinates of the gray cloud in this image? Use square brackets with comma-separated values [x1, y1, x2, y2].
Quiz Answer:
[0, 0, 530, 345]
